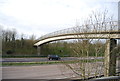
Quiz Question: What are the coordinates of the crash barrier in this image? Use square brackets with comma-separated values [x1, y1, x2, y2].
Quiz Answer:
[71, 76, 120, 81]
[88, 76, 120, 81]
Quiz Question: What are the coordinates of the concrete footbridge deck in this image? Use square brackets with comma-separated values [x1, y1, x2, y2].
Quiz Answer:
[34, 21, 120, 46]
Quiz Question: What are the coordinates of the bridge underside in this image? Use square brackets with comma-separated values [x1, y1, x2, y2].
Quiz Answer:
[34, 33, 120, 46]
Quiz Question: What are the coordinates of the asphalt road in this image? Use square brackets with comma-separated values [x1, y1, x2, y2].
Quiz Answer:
[2, 57, 103, 62]
[2, 64, 76, 79]
[2, 61, 120, 80]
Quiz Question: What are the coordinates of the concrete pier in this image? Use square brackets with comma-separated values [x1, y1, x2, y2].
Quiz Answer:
[104, 39, 117, 76]
[37, 46, 41, 56]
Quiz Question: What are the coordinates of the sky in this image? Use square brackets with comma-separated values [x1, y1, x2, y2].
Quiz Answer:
[0, 0, 119, 39]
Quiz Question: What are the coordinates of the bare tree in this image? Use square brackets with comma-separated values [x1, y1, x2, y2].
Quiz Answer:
[29, 34, 36, 41]
[60, 10, 118, 79]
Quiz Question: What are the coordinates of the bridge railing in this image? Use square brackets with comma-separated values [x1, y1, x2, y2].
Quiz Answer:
[39, 21, 118, 40]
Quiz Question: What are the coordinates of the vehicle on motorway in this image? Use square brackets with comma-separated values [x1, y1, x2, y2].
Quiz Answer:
[48, 55, 61, 60]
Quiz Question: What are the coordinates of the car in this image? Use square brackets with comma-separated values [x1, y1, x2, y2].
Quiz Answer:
[48, 55, 61, 60]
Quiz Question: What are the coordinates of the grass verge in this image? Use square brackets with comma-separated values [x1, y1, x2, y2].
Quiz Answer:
[2, 59, 103, 66]
[2, 61, 62, 66]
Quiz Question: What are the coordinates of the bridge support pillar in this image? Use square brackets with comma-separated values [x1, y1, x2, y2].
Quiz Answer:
[37, 46, 41, 56]
[104, 39, 117, 76]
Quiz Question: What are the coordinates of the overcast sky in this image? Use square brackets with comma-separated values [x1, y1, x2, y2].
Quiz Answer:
[0, 0, 119, 38]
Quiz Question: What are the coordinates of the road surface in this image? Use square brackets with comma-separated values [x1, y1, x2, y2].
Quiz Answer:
[2, 64, 76, 79]
[2, 61, 120, 80]
[2, 57, 103, 62]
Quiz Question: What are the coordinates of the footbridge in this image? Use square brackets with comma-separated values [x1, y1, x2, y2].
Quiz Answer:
[34, 21, 120, 46]
[34, 21, 120, 78]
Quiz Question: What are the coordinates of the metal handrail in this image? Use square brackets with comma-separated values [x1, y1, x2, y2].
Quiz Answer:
[38, 21, 118, 41]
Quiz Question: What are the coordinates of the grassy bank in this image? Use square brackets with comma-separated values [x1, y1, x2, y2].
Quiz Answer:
[2, 55, 71, 58]
[2, 61, 61, 66]
[2, 59, 103, 66]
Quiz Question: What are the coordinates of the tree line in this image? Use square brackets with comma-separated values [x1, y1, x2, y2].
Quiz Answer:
[40, 39, 105, 57]
[2, 28, 37, 56]
[2, 28, 105, 57]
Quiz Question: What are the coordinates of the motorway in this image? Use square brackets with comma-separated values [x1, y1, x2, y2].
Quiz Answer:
[2, 57, 103, 62]
[2, 57, 103, 79]
[2, 57, 120, 80]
